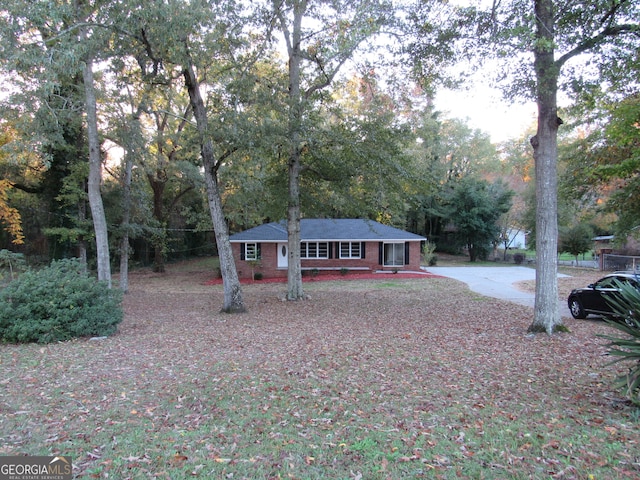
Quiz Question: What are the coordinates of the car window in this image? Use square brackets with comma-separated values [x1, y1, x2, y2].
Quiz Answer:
[617, 276, 640, 289]
[596, 277, 620, 288]
[597, 276, 640, 289]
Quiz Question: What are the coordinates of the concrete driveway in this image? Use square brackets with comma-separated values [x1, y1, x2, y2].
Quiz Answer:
[424, 266, 572, 317]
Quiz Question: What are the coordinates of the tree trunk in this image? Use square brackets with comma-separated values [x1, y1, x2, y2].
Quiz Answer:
[77, 193, 88, 271]
[528, 0, 562, 334]
[151, 181, 166, 273]
[183, 61, 245, 313]
[119, 149, 133, 293]
[285, 1, 306, 301]
[287, 150, 304, 300]
[119, 235, 130, 292]
[82, 54, 112, 288]
[203, 167, 245, 312]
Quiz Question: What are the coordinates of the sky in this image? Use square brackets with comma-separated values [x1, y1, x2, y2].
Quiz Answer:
[434, 84, 538, 144]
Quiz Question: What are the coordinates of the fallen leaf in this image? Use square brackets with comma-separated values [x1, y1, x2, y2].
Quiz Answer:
[170, 454, 188, 466]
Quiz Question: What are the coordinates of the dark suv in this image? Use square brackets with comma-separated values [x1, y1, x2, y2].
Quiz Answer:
[567, 272, 640, 319]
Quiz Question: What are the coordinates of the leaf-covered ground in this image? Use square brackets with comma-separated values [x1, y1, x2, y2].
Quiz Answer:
[1, 261, 639, 479]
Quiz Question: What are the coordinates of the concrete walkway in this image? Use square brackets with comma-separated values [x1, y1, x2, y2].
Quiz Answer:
[424, 266, 572, 317]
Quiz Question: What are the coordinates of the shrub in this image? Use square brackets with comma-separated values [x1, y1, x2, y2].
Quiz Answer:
[0, 258, 123, 344]
[599, 280, 640, 406]
[422, 241, 437, 266]
[513, 253, 525, 265]
[340, 268, 349, 276]
[0, 249, 27, 285]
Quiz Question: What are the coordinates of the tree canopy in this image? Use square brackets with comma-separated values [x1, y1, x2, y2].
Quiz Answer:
[408, 0, 639, 334]
[0, 0, 638, 327]
[446, 177, 513, 262]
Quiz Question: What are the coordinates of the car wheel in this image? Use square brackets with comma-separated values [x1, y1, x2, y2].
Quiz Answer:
[568, 297, 587, 319]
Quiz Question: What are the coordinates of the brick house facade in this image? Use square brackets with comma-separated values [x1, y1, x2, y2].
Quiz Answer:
[229, 219, 426, 279]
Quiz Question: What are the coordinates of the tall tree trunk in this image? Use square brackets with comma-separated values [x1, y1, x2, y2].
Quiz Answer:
[119, 149, 133, 293]
[151, 181, 166, 273]
[82, 54, 112, 288]
[287, 148, 304, 300]
[528, 0, 562, 334]
[77, 194, 87, 271]
[183, 61, 245, 313]
[285, 0, 306, 301]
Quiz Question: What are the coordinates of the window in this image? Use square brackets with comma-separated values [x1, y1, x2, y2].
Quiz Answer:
[384, 243, 405, 267]
[340, 242, 361, 259]
[301, 242, 329, 259]
[244, 243, 259, 261]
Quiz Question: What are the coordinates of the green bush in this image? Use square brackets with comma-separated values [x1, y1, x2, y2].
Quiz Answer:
[422, 241, 437, 266]
[0, 258, 123, 344]
[513, 253, 525, 265]
[599, 279, 640, 406]
[0, 249, 27, 285]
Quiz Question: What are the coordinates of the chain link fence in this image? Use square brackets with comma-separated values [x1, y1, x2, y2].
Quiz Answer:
[602, 254, 640, 272]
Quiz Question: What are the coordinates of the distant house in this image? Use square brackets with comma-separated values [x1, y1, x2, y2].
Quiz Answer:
[229, 219, 427, 279]
[506, 228, 527, 250]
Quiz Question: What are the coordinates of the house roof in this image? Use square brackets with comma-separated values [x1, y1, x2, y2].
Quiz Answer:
[229, 219, 426, 243]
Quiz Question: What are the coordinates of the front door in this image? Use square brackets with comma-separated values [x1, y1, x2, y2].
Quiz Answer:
[277, 242, 288, 268]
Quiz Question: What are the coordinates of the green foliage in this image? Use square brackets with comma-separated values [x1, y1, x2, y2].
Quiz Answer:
[0, 249, 26, 284]
[246, 260, 262, 281]
[559, 223, 594, 261]
[446, 177, 514, 262]
[599, 280, 640, 406]
[0, 258, 123, 344]
[409, 0, 639, 103]
[561, 94, 640, 241]
[405, 109, 502, 241]
[596, 95, 640, 239]
[421, 240, 437, 266]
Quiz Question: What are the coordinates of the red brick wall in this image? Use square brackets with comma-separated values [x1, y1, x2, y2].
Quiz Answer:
[232, 241, 423, 279]
[232, 242, 280, 279]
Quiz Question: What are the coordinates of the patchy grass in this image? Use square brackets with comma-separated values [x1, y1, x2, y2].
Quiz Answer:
[1, 261, 639, 479]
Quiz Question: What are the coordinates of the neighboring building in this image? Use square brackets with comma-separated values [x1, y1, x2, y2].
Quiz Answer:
[504, 227, 527, 250]
[593, 234, 640, 270]
[593, 235, 615, 254]
[229, 219, 427, 279]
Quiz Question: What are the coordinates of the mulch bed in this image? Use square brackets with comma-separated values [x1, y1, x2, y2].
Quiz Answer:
[204, 270, 440, 285]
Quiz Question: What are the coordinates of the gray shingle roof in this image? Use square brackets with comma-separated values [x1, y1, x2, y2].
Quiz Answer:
[229, 219, 426, 242]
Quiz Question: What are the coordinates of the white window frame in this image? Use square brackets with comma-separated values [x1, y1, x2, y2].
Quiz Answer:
[339, 241, 361, 259]
[383, 242, 405, 267]
[301, 242, 329, 259]
[244, 242, 259, 261]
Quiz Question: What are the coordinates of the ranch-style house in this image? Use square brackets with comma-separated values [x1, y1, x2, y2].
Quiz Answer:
[229, 218, 427, 279]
